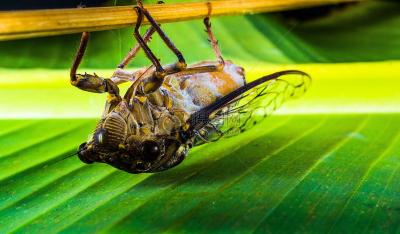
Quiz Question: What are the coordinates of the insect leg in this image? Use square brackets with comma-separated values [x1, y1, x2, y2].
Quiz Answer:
[118, 1, 164, 69]
[170, 64, 221, 75]
[70, 32, 121, 100]
[70, 31, 89, 84]
[158, 8, 226, 76]
[204, 17, 225, 66]
[118, 27, 156, 69]
[137, 0, 187, 71]
[134, 7, 164, 73]
[133, 6, 167, 93]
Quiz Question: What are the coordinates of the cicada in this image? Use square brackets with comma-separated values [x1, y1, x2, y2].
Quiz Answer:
[72, 1, 310, 174]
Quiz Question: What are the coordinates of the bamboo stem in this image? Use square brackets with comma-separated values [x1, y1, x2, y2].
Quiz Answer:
[0, 0, 361, 41]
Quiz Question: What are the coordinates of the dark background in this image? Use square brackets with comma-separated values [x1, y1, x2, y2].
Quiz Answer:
[0, 0, 108, 10]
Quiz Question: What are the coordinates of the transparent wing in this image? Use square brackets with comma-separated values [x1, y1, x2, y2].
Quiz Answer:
[189, 70, 311, 145]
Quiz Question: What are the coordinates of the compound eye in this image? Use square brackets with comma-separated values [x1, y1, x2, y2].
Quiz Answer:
[142, 140, 160, 162]
[79, 142, 87, 151]
[77, 142, 94, 164]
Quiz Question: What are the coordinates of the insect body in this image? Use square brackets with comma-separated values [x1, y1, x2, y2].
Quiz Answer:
[72, 1, 310, 173]
[78, 61, 245, 173]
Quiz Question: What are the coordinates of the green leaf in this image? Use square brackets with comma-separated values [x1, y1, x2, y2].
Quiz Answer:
[1, 114, 400, 233]
[1, 1, 400, 233]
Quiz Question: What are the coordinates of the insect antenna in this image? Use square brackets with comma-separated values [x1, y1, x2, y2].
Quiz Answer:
[48, 150, 78, 166]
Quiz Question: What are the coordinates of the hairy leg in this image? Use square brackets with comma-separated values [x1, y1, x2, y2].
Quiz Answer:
[118, 27, 156, 69]
[137, 0, 186, 70]
[70, 32, 121, 102]
[118, 1, 165, 69]
[204, 17, 225, 65]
